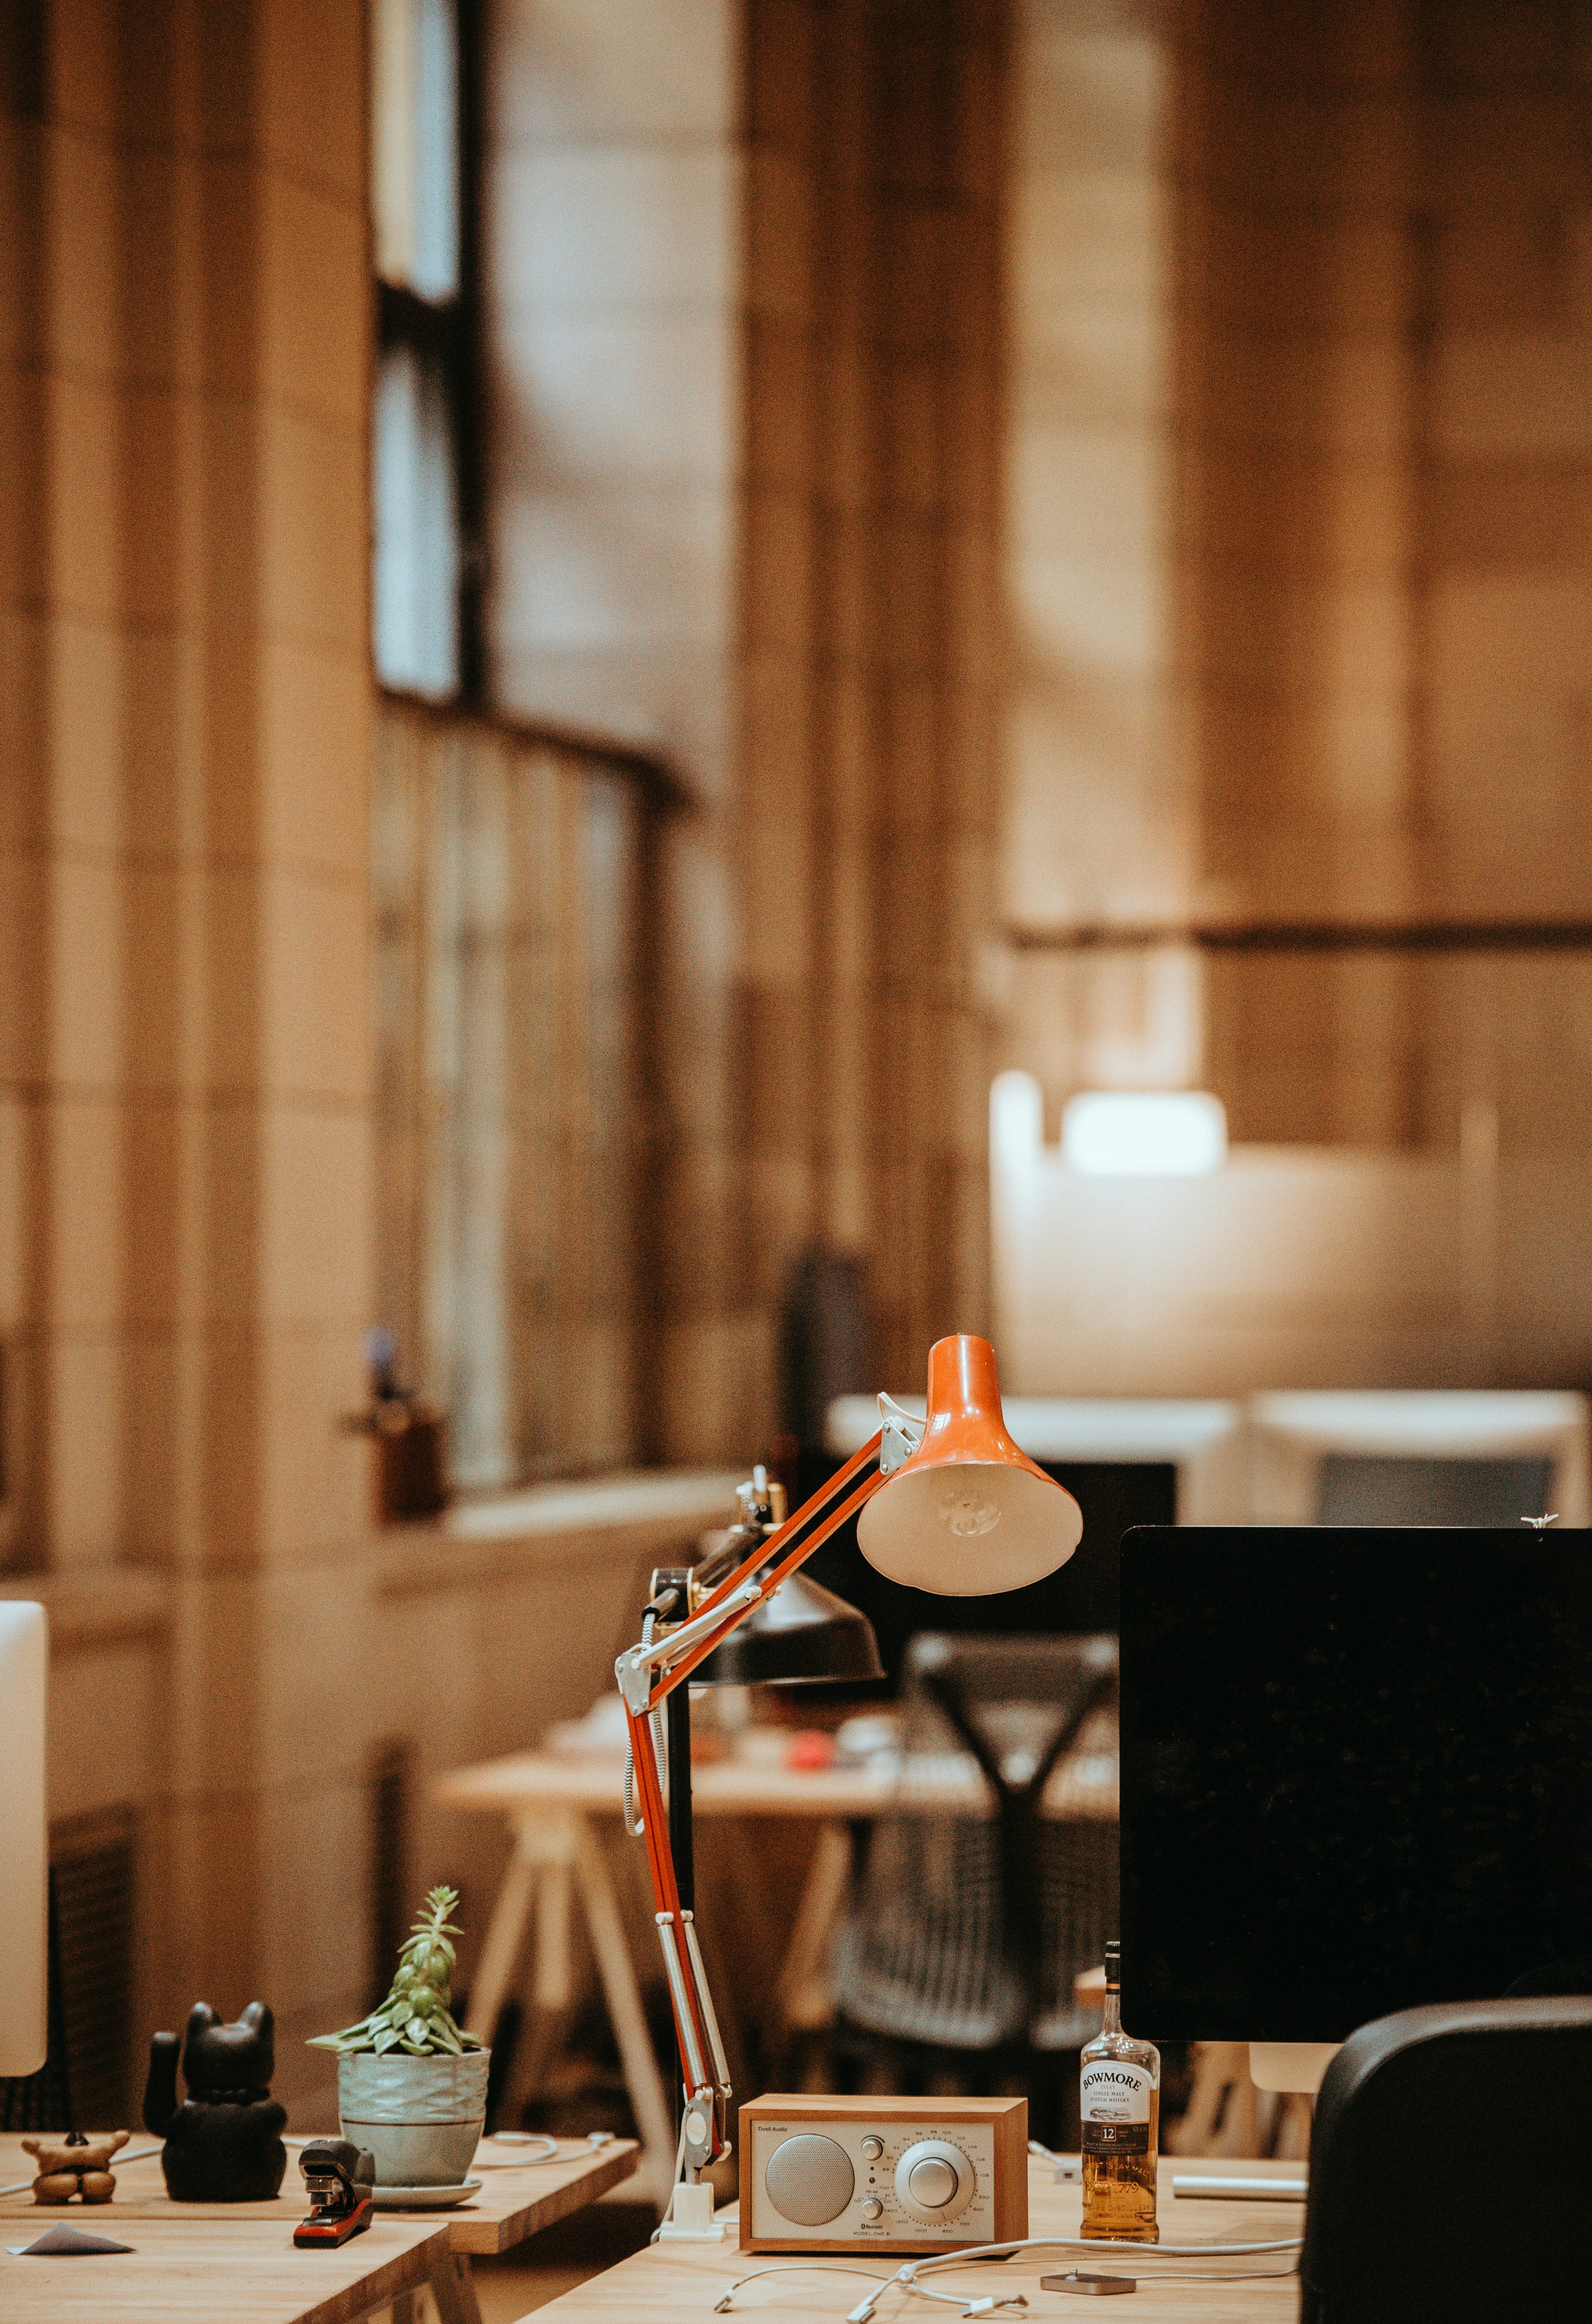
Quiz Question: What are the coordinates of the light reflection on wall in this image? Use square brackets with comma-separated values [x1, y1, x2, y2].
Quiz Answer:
[989, 1069, 1591, 1399]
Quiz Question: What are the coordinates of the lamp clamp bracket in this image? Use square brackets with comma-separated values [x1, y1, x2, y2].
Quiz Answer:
[615, 1579, 763, 1711]
[877, 1391, 925, 1477]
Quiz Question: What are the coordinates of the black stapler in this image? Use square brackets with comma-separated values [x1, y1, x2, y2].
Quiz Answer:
[293, 2138, 377, 2247]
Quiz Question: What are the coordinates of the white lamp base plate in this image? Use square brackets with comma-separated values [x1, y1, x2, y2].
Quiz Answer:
[657, 2181, 726, 2241]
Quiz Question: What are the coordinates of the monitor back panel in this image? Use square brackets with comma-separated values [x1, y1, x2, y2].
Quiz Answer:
[1118, 1526, 1592, 2042]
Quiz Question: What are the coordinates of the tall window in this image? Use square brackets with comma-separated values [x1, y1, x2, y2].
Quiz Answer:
[370, 0, 476, 698]
[373, 704, 650, 1489]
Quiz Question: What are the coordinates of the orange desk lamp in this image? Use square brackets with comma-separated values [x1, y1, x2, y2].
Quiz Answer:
[613, 1333, 1083, 2237]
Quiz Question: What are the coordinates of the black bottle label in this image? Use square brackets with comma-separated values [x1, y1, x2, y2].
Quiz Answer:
[1083, 2121, 1150, 2156]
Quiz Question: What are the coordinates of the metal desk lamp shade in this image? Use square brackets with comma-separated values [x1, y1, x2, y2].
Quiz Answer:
[857, 1333, 1083, 1592]
[694, 1567, 884, 1686]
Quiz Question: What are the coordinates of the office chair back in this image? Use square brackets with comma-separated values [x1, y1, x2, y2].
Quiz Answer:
[831, 1634, 1117, 2055]
[1316, 1450, 1554, 1526]
[1302, 1995, 1592, 2324]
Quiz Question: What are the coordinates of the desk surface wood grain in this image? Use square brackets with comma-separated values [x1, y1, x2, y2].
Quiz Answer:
[0, 2211, 450, 2324]
[526, 2157, 1305, 2323]
[0, 2135, 638, 2258]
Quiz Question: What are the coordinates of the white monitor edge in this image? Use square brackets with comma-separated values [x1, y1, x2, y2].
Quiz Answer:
[1249, 2039, 1339, 2095]
[0, 1600, 48, 2078]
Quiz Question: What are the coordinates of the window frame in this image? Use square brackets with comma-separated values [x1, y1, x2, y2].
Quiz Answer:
[371, 0, 486, 705]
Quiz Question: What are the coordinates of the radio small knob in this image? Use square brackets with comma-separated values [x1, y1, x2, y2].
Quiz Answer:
[860, 2136, 884, 2160]
[860, 2196, 883, 2221]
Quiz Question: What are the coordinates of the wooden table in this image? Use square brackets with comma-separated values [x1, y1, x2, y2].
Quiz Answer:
[526, 2153, 1306, 2322]
[435, 1728, 1119, 2205]
[0, 2210, 448, 2324]
[0, 2132, 637, 2324]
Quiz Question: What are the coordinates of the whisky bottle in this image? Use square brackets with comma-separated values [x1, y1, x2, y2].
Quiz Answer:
[1080, 1939, 1159, 2242]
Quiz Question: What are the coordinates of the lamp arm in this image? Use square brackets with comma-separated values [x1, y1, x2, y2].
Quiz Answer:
[615, 1430, 885, 1715]
[615, 1435, 886, 2174]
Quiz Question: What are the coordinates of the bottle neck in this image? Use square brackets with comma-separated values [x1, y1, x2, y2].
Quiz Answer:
[1102, 1984, 1122, 2036]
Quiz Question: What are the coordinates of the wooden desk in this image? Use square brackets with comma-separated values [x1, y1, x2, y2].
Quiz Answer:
[0, 2210, 449, 2324]
[526, 2153, 1305, 2322]
[0, 2133, 637, 2324]
[435, 1732, 1119, 2206]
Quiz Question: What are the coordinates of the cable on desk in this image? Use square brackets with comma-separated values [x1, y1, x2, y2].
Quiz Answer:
[713, 2266, 1026, 2318]
[1025, 2139, 1079, 2183]
[712, 2263, 895, 2313]
[893, 2284, 1029, 2314]
[284, 2131, 619, 2168]
[624, 1608, 668, 1837]
[901, 2231, 1302, 2276]
[472, 2132, 619, 2167]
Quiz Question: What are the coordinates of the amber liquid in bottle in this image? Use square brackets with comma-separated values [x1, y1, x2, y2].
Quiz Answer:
[1080, 1939, 1160, 2242]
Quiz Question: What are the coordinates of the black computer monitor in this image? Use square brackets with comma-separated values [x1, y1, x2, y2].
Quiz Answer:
[1119, 1526, 1592, 2059]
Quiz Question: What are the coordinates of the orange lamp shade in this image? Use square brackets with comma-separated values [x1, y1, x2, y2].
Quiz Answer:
[856, 1335, 1082, 1594]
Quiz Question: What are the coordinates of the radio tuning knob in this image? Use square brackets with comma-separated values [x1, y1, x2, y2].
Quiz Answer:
[909, 2157, 957, 2208]
[894, 2139, 976, 2222]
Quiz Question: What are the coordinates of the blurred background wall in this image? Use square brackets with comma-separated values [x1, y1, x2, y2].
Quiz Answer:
[1000, 0, 1592, 1391]
[0, 0, 1589, 2125]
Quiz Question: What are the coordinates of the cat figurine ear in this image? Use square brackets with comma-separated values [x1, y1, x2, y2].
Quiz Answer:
[239, 2002, 275, 2076]
[182, 2000, 275, 2093]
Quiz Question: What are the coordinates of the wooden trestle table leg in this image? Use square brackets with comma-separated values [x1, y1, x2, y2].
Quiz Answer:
[429, 2251, 487, 2324]
[572, 1813, 677, 2204]
[463, 1813, 546, 2045]
[776, 1819, 852, 2033]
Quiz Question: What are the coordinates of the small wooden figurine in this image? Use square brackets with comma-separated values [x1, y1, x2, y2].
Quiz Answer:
[21, 2129, 131, 2203]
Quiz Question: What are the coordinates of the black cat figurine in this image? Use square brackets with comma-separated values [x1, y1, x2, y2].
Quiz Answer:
[142, 2001, 288, 2201]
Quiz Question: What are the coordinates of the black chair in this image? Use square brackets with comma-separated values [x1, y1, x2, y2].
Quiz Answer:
[830, 1634, 1118, 2124]
[1302, 1996, 1592, 2323]
[1314, 1451, 1554, 1526]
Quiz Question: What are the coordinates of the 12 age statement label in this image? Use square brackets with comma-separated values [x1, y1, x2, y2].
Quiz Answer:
[1081, 2060, 1153, 2157]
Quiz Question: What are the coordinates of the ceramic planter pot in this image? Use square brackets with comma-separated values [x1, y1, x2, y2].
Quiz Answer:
[337, 2049, 490, 2187]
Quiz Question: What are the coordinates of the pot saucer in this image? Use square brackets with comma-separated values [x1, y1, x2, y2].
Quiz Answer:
[370, 2176, 482, 2209]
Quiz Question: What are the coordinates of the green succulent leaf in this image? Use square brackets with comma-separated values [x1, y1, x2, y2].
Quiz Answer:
[307, 1884, 483, 2057]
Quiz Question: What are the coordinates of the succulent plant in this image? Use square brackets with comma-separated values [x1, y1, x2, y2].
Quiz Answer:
[309, 1885, 482, 2057]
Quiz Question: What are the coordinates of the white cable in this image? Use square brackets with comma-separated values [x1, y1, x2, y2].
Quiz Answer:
[623, 1609, 658, 1835]
[1025, 2139, 1081, 2183]
[1041, 2270, 1297, 2283]
[472, 2134, 614, 2167]
[647, 2114, 695, 2243]
[899, 2232, 1301, 2279]
[899, 2283, 1028, 2312]
[623, 1610, 672, 1836]
[711, 2263, 894, 2313]
[2, 2131, 612, 2201]
[712, 2262, 1035, 2319]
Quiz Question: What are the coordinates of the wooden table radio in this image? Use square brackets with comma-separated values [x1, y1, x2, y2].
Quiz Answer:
[739, 2095, 1028, 2255]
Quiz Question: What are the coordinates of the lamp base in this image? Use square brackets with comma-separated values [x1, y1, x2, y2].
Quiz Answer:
[657, 2180, 726, 2241]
